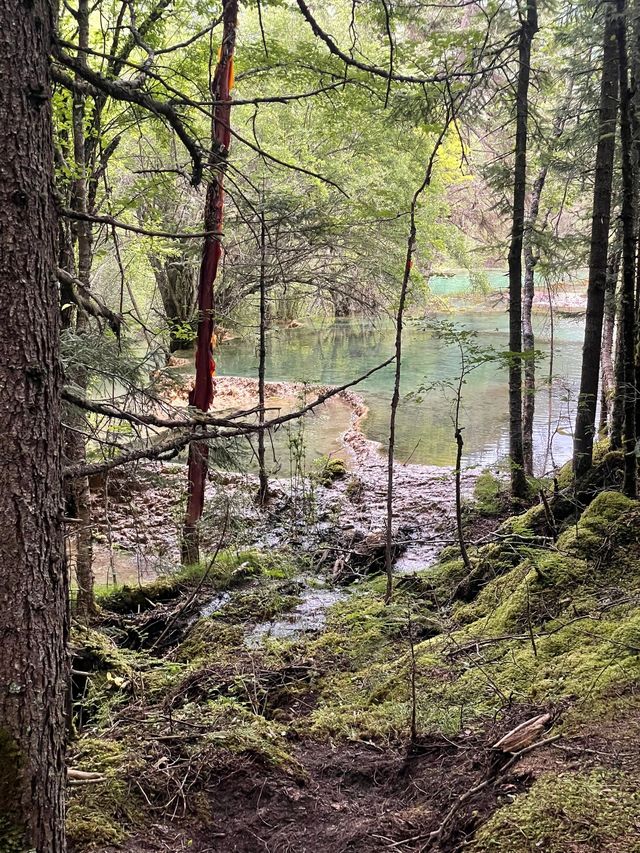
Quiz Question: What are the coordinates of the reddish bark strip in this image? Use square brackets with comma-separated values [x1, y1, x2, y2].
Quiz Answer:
[182, 1, 238, 564]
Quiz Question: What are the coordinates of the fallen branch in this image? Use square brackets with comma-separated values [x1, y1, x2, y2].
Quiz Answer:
[64, 355, 395, 478]
[424, 732, 560, 849]
[67, 768, 106, 785]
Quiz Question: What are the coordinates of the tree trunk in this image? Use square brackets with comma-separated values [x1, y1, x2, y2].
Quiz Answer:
[522, 169, 545, 477]
[599, 242, 621, 433]
[0, 1, 68, 849]
[182, 1, 238, 564]
[257, 205, 269, 506]
[616, 0, 637, 497]
[508, 0, 538, 500]
[612, 284, 626, 449]
[63, 0, 95, 618]
[573, 0, 618, 476]
[522, 94, 571, 475]
[150, 250, 198, 354]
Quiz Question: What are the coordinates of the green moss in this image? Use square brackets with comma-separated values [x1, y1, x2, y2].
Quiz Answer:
[471, 770, 640, 852]
[175, 619, 245, 664]
[176, 698, 298, 770]
[310, 455, 347, 486]
[96, 548, 292, 614]
[292, 489, 640, 742]
[558, 490, 637, 556]
[67, 739, 143, 849]
[499, 502, 549, 538]
[214, 584, 301, 623]
[0, 816, 27, 853]
[473, 471, 504, 516]
[556, 458, 574, 490]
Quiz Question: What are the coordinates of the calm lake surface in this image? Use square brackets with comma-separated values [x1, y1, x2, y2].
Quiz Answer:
[217, 310, 586, 473]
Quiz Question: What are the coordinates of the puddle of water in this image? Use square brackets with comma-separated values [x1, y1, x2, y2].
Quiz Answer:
[200, 592, 232, 617]
[246, 583, 347, 647]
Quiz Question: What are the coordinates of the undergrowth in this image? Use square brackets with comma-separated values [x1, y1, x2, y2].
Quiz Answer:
[68, 480, 640, 851]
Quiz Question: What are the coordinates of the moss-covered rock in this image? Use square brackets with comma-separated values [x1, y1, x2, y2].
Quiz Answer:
[310, 455, 347, 487]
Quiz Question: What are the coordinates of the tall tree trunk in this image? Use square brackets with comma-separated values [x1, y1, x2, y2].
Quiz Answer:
[64, 0, 95, 618]
[0, 1, 68, 849]
[522, 186, 541, 477]
[573, 0, 618, 477]
[257, 203, 269, 506]
[522, 95, 571, 475]
[508, 0, 538, 500]
[599, 242, 621, 433]
[612, 284, 626, 448]
[616, 0, 637, 496]
[182, 1, 238, 564]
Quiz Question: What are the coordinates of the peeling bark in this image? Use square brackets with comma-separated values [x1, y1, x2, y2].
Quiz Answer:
[182, 0, 238, 564]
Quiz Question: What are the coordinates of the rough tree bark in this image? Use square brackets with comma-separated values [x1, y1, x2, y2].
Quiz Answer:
[0, 0, 68, 849]
[573, 0, 618, 476]
[182, 0, 238, 564]
[616, 0, 637, 497]
[508, 0, 538, 500]
[612, 281, 626, 449]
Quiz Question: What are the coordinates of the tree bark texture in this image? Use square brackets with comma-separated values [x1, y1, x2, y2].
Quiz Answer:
[0, 1, 68, 849]
[65, 0, 95, 617]
[508, 0, 538, 499]
[182, 0, 238, 564]
[573, 0, 618, 476]
[616, 0, 637, 496]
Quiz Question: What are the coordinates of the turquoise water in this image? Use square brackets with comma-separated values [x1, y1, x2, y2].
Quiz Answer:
[427, 268, 587, 297]
[217, 312, 586, 472]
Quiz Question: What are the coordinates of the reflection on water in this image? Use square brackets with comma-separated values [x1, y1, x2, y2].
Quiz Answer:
[218, 312, 585, 472]
[219, 394, 353, 475]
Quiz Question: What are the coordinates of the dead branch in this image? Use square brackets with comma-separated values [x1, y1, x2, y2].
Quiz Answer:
[57, 268, 123, 336]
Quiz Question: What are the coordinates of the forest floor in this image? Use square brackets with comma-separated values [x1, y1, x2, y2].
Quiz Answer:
[66, 377, 640, 853]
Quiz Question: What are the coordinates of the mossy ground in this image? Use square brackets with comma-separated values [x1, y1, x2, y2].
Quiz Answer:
[471, 770, 640, 852]
[68, 488, 640, 852]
